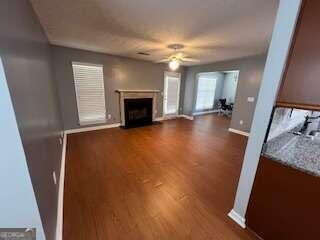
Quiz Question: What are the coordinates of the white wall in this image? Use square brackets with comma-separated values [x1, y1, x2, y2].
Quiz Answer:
[229, 0, 303, 228]
[0, 59, 45, 240]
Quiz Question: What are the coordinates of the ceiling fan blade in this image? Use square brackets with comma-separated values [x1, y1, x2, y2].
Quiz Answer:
[156, 58, 170, 63]
[181, 57, 200, 62]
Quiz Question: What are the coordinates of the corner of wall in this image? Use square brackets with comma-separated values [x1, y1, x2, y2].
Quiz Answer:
[230, 0, 303, 225]
[0, 58, 46, 240]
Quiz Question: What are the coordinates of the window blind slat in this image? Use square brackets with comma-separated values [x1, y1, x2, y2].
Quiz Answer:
[72, 63, 106, 125]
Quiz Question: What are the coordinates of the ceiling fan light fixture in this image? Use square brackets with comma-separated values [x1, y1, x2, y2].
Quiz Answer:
[169, 59, 180, 71]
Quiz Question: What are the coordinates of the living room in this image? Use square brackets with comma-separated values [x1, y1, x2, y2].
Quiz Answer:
[2, 1, 313, 240]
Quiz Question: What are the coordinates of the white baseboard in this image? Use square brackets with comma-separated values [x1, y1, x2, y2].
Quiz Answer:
[65, 117, 195, 134]
[65, 123, 121, 134]
[228, 128, 250, 137]
[179, 115, 194, 120]
[163, 115, 179, 120]
[156, 115, 194, 121]
[228, 209, 246, 229]
[192, 110, 219, 116]
[55, 133, 67, 240]
[155, 117, 165, 121]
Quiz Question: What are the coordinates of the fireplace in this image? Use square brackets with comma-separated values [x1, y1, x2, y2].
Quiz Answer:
[116, 89, 160, 127]
[124, 98, 153, 128]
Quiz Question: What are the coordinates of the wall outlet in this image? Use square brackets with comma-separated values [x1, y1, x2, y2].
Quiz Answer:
[53, 171, 57, 185]
[108, 114, 112, 119]
[247, 97, 255, 103]
[239, 120, 244, 125]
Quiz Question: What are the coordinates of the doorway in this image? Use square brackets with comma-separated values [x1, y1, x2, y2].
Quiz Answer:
[193, 71, 240, 118]
[163, 71, 181, 117]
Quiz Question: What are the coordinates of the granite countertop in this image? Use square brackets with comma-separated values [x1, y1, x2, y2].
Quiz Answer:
[262, 132, 320, 177]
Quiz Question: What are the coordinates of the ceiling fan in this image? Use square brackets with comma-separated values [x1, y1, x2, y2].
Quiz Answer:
[157, 44, 199, 71]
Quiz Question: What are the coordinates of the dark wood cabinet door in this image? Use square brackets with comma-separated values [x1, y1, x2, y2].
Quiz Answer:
[278, 0, 320, 108]
[247, 156, 320, 240]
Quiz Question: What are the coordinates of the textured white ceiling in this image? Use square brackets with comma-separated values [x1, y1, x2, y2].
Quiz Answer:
[31, 0, 279, 65]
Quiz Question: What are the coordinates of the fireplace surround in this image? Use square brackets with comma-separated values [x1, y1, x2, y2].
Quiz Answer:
[116, 90, 160, 128]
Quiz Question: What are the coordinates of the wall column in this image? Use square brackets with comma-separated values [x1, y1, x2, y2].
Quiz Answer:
[228, 0, 303, 228]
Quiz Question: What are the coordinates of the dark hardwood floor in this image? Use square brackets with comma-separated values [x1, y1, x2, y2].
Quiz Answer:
[64, 114, 258, 240]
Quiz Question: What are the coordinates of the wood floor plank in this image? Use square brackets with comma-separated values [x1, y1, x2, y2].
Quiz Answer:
[64, 114, 258, 240]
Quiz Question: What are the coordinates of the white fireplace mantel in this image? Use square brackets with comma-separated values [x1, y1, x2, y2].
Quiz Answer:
[115, 89, 160, 126]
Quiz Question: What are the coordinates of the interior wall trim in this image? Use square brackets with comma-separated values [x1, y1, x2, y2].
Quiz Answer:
[192, 110, 219, 116]
[64, 123, 121, 134]
[55, 132, 67, 240]
[156, 115, 194, 121]
[154, 117, 165, 121]
[228, 128, 250, 137]
[179, 115, 194, 120]
[228, 209, 246, 228]
[162, 115, 178, 120]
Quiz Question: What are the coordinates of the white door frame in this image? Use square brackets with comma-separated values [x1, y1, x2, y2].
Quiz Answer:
[163, 71, 181, 118]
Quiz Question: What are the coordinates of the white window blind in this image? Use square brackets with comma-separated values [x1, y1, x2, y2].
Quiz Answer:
[72, 62, 106, 125]
[164, 73, 181, 115]
[195, 76, 217, 111]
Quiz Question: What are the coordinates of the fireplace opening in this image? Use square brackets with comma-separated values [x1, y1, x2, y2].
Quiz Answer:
[124, 98, 153, 128]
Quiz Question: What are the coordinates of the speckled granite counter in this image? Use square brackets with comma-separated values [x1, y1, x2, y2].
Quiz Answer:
[262, 132, 320, 177]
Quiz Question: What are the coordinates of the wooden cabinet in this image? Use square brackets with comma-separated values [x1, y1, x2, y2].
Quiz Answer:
[277, 0, 320, 108]
[246, 156, 320, 240]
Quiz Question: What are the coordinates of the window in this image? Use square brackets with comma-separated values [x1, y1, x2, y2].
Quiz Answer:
[72, 62, 106, 125]
[195, 75, 217, 111]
